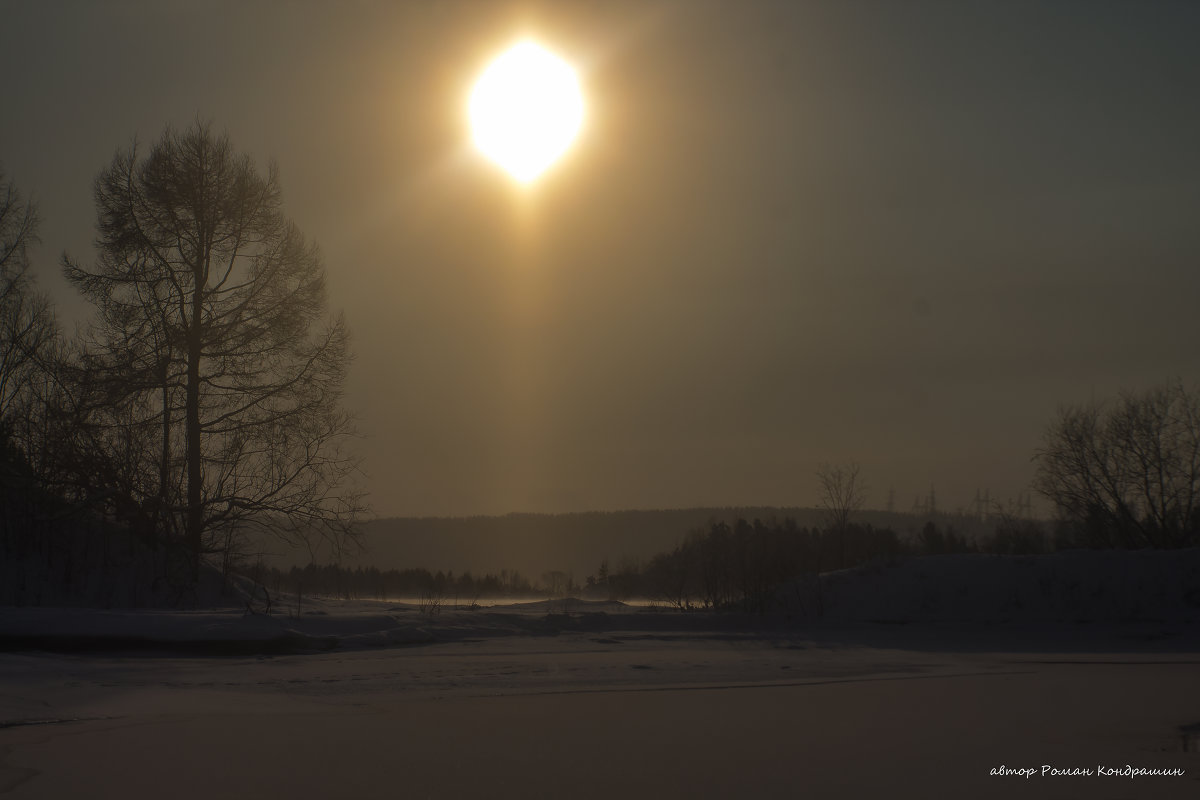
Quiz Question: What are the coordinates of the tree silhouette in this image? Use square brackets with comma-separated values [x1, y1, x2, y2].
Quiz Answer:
[0, 168, 57, 429]
[65, 123, 364, 584]
[816, 461, 867, 569]
[1034, 382, 1200, 548]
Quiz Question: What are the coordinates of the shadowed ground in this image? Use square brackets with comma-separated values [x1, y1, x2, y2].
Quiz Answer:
[2, 622, 1198, 799]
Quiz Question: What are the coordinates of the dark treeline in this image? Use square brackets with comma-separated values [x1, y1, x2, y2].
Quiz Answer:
[246, 562, 541, 606]
[1, 437, 189, 607]
[637, 519, 904, 613]
[236, 511, 1054, 613]
[579, 513, 1053, 613]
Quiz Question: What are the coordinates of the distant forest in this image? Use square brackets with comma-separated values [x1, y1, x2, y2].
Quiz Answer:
[268, 506, 1014, 579]
[252, 512, 1049, 612]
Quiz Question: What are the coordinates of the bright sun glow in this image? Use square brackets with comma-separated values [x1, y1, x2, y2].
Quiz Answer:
[469, 41, 584, 183]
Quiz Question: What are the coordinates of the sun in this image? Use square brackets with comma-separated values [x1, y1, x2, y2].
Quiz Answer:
[469, 41, 584, 183]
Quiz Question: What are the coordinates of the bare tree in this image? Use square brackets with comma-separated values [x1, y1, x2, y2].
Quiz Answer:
[0, 168, 58, 430]
[1034, 382, 1200, 548]
[64, 123, 365, 584]
[816, 461, 867, 568]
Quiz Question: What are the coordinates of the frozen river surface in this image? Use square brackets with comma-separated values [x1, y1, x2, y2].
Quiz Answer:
[2, 607, 1199, 798]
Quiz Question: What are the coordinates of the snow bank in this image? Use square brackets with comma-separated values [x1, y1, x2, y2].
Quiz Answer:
[781, 548, 1200, 623]
[0, 595, 634, 654]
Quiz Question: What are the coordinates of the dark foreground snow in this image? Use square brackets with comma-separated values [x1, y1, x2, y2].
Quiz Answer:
[2, 611, 1199, 798]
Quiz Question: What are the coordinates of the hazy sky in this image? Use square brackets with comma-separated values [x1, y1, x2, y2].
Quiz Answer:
[3, 0, 1199, 517]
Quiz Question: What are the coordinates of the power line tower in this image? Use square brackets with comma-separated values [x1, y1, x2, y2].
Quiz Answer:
[887, 486, 895, 514]
[914, 485, 937, 517]
[973, 488, 991, 522]
[1017, 492, 1033, 519]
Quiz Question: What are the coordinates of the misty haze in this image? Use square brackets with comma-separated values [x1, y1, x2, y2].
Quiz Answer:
[2, 1, 1199, 798]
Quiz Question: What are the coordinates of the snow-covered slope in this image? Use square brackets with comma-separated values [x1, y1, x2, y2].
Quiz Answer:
[781, 549, 1200, 623]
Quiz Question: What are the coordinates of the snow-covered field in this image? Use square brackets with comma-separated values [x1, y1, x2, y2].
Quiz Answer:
[3, 551, 1199, 798]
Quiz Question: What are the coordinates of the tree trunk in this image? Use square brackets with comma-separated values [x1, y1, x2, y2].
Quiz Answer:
[185, 255, 205, 586]
[158, 359, 170, 549]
